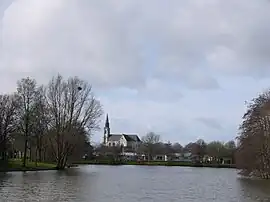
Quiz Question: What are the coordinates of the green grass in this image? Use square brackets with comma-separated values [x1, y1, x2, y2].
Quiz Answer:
[75, 160, 236, 168]
[0, 159, 57, 172]
[75, 159, 123, 165]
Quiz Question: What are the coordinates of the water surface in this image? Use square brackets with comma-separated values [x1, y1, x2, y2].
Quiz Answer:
[1, 165, 270, 202]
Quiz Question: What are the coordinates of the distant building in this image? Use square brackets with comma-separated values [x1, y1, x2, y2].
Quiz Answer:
[103, 114, 141, 151]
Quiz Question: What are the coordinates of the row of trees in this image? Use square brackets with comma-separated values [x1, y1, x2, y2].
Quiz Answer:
[138, 132, 236, 162]
[95, 131, 236, 163]
[0, 75, 103, 169]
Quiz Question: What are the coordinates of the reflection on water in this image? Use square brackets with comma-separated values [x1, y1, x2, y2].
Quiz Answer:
[0, 169, 100, 202]
[237, 177, 270, 202]
[0, 166, 270, 202]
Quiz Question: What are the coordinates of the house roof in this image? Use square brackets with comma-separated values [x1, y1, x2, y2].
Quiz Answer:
[108, 134, 141, 142]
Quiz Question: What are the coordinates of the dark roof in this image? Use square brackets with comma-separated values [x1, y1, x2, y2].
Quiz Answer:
[123, 134, 141, 142]
[108, 134, 141, 142]
[108, 135, 122, 141]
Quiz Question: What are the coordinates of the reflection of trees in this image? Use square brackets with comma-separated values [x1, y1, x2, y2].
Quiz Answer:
[0, 170, 99, 201]
[0, 173, 12, 199]
[49, 169, 99, 201]
[237, 178, 270, 201]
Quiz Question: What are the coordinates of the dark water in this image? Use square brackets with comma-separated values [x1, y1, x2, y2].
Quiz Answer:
[1, 165, 270, 202]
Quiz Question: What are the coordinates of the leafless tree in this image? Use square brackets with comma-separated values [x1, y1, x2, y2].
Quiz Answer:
[172, 143, 183, 153]
[195, 139, 207, 161]
[183, 142, 197, 153]
[205, 141, 226, 163]
[224, 140, 236, 163]
[31, 86, 50, 165]
[16, 77, 38, 167]
[46, 74, 103, 169]
[151, 142, 175, 156]
[236, 90, 270, 179]
[94, 144, 122, 162]
[225, 140, 236, 150]
[141, 132, 160, 161]
[0, 94, 18, 165]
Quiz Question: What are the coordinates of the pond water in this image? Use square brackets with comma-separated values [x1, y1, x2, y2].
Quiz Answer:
[1, 165, 270, 202]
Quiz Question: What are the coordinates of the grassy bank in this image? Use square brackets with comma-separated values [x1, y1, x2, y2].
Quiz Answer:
[0, 159, 57, 172]
[75, 160, 236, 168]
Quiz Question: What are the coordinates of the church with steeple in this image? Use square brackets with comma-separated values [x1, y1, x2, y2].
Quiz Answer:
[103, 114, 141, 150]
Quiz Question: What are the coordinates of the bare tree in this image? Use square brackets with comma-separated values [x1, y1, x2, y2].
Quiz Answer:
[205, 141, 226, 163]
[31, 86, 50, 165]
[195, 139, 207, 162]
[141, 132, 160, 161]
[16, 77, 38, 167]
[183, 142, 197, 153]
[236, 90, 270, 179]
[224, 140, 236, 163]
[0, 94, 18, 165]
[225, 140, 236, 150]
[46, 74, 103, 169]
[172, 142, 183, 153]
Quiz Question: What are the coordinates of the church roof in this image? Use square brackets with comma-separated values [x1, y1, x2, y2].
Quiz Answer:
[108, 135, 122, 141]
[123, 134, 141, 142]
[108, 134, 141, 142]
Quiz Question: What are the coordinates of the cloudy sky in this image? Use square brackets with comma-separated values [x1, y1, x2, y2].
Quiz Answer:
[1, 0, 270, 145]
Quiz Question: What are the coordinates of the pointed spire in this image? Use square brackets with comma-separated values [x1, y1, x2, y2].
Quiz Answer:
[105, 113, 109, 128]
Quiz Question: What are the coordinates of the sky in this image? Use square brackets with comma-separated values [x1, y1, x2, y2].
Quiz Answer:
[1, 0, 270, 145]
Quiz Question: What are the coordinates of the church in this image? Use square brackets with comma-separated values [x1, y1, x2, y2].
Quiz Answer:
[103, 114, 141, 150]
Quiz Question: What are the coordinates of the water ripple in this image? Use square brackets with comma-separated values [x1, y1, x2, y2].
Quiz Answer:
[0, 166, 270, 202]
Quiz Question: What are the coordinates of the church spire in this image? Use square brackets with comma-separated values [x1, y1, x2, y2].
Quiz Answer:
[103, 114, 110, 145]
[105, 113, 109, 128]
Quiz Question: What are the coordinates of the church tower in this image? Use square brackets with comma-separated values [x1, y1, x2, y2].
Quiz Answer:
[103, 114, 110, 144]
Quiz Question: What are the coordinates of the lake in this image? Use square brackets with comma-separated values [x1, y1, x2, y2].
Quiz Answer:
[1, 165, 270, 202]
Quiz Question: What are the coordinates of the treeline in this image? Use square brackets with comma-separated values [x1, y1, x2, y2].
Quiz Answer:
[0, 74, 103, 169]
[95, 132, 236, 164]
[140, 132, 236, 163]
[140, 132, 235, 161]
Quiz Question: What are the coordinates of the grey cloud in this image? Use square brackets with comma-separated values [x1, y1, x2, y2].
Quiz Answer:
[1, 0, 270, 92]
[195, 117, 223, 130]
[137, 78, 183, 102]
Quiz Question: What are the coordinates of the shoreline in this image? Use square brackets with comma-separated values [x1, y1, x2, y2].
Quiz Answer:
[0, 159, 58, 173]
[0, 167, 57, 173]
[1, 160, 236, 172]
[75, 160, 236, 168]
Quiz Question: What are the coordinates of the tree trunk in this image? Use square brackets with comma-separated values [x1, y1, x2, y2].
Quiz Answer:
[38, 136, 42, 162]
[29, 144, 32, 161]
[39, 147, 42, 162]
[35, 145, 38, 167]
[23, 138, 28, 167]
[56, 155, 67, 170]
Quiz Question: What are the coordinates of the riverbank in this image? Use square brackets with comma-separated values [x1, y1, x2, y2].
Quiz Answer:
[0, 159, 57, 172]
[75, 160, 236, 168]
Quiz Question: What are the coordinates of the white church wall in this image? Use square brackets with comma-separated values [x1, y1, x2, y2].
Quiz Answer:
[107, 141, 119, 147]
[119, 136, 128, 147]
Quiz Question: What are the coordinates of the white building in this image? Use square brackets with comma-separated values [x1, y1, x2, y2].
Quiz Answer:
[103, 114, 141, 151]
